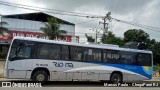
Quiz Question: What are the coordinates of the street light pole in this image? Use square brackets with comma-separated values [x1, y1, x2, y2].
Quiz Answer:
[89, 28, 101, 43]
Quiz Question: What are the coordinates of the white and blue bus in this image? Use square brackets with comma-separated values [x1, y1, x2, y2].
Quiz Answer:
[4, 37, 152, 83]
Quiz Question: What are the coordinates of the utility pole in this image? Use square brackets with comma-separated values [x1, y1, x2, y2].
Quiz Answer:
[99, 12, 111, 34]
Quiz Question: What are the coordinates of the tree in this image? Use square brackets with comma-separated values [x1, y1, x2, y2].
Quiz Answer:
[85, 34, 95, 43]
[40, 17, 67, 40]
[148, 39, 160, 64]
[101, 31, 125, 46]
[124, 29, 150, 49]
[0, 21, 9, 36]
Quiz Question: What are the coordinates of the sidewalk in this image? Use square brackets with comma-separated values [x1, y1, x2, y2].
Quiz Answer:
[0, 77, 29, 81]
[0, 68, 3, 77]
[146, 77, 160, 81]
[0, 61, 5, 78]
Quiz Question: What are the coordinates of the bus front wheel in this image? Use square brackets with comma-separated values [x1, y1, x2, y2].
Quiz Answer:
[110, 73, 122, 83]
[32, 70, 48, 82]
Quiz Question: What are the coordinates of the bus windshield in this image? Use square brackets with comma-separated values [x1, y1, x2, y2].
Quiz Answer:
[9, 40, 32, 61]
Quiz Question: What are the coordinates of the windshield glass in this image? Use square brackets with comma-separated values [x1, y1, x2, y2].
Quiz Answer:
[9, 39, 32, 60]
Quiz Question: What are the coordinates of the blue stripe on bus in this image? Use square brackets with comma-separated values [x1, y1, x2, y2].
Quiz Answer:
[84, 62, 152, 79]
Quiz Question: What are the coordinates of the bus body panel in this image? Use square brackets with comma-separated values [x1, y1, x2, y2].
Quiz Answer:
[6, 59, 33, 79]
[6, 59, 151, 81]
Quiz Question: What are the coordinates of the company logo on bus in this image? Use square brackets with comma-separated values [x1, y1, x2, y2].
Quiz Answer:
[142, 66, 152, 75]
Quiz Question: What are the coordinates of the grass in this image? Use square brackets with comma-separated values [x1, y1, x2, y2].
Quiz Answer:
[153, 65, 160, 71]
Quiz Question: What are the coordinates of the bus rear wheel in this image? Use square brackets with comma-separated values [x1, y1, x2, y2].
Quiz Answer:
[110, 73, 122, 83]
[32, 70, 48, 82]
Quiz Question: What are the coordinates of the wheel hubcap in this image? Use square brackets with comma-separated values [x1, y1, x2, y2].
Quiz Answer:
[114, 76, 120, 83]
[37, 74, 45, 81]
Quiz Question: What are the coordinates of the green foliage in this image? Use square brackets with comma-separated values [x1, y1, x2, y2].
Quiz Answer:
[148, 40, 160, 64]
[40, 17, 67, 40]
[124, 29, 150, 44]
[0, 52, 7, 59]
[124, 29, 150, 49]
[101, 31, 125, 47]
[0, 21, 9, 36]
[153, 65, 160, 71]
[85, 34, 95, 43]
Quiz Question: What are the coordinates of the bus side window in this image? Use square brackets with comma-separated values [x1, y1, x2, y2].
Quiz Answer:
[105, 50, 120, 64]
[83, 49, 88, 61]
[70, 47, 83, 61]
[37, 43, 50, 59]
[136, 54, 143, 65]
[50, 44, 61, 60]
[62, 46, 69, 60]
[120, 52, 135, 65]
[92, 49, 101, 62]
[136, 53, 151, 66]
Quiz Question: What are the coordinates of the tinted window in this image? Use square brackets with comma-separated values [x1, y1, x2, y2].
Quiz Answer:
[62, 46, 69, 60]
[103, 50, 120, 63]
[37, 43, 50, 59]
[92, 49, 101, 62]
[50, 44, 61, 60]
[70, 47, 83, 61]
[136, 53, 152, 66]
[83, 48, 102, 62]
[83, 48, 91, 61]
[120, 52, 136, 65]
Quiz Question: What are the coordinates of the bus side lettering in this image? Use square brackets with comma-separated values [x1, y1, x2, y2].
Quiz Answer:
[53, 62, 74, 67]
[65, 63, 74, 67]
[53, 62, 63, 67]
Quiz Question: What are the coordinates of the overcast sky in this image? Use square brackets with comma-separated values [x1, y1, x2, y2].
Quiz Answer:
[0, 0, 160, 42]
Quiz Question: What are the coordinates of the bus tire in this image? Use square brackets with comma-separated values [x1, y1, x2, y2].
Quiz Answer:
[110, 73, 122, 83]
[32, 70, 48, 82]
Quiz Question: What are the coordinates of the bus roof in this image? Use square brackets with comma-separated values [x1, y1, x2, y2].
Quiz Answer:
[12, 37, 152, 54]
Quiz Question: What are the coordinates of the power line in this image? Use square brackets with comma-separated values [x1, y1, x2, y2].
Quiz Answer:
[0, 2, 88, 17]
[110, 20, 116, 31]
[0, 1, 103, 18]
[113, 18, 160, 32]
[117, 19, 160, 30]
[0, 0, 103, 17]
[75, 19, 99, 25]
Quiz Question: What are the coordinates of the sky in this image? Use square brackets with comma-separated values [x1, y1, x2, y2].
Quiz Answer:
[0, 0, 160, 42]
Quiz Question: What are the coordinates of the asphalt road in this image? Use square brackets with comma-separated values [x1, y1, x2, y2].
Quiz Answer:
[0, 80, 160, 87]
[0, 78, 160, 90]
[0, 87, 160, 90]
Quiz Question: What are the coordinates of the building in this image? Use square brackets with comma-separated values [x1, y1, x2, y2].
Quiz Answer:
[0, 12, 79, 43]
[0, 12, 79, 59]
